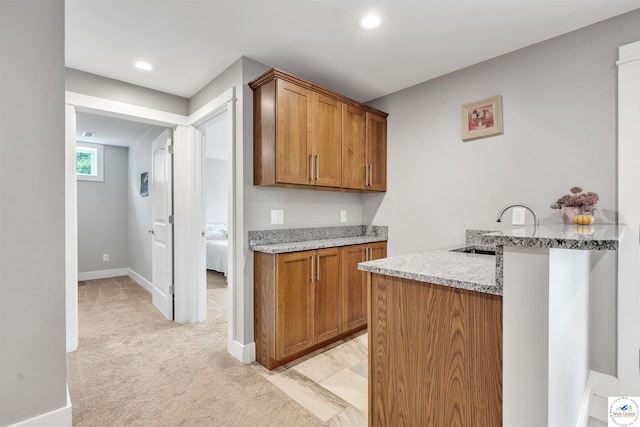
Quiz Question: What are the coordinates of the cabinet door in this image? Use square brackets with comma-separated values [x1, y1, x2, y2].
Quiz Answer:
[312, 93, 342, 188]
[366, 112, 387, 192]
[369, 241, 387, 261]
[276, 251, 314, 359]
[341, 104, 366, 190]
[314, 248, 342, 343]
[341, 244, 367, 331]
[276, 80, 312, 185]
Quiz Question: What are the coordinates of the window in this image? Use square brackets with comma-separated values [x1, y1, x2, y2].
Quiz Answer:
[76, 141, 104, 181]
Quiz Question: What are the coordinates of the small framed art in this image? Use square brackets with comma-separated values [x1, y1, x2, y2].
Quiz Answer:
[461, 95, 503, 141]
[140, 172, 149, 197]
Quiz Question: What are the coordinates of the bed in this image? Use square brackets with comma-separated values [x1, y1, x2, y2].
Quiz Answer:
[205, 224, 228, 276]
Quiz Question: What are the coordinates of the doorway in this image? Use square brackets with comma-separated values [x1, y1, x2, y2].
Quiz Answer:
[66, 87, 238, 356]
[201, 111, 230, 293]
[74, 111, 172, 318]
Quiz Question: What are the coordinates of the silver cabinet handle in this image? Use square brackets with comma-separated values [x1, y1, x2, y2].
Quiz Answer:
[369, 164, 373, 187]
[310, 256, 314, 282]
[310, 154, 314, 183]
[315, 155, 319, 183]
[365, 247, 369, 262]
[317, 254, 320, 281]
[365, 164, 369, 186]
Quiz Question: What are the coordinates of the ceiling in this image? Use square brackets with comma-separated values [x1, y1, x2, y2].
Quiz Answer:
[76, 111, 160, 147]
[67, 1, 640, 147]
[66, 0, 640, 103]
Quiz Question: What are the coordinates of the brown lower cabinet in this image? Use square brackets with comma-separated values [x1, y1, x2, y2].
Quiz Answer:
[367, 273, 503, 426]
[254, 241, 387, 370]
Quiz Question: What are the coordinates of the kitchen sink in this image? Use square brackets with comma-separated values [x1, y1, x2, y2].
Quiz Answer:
[450, 247, 496, 256]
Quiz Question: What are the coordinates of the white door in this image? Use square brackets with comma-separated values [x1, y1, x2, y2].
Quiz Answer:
[151, 129, 174, 320]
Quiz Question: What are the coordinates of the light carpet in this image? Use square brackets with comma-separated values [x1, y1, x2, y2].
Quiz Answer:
[67, 272, 326, 426]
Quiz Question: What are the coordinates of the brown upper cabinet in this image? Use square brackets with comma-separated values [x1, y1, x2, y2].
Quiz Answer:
[250, 68, 387, 192]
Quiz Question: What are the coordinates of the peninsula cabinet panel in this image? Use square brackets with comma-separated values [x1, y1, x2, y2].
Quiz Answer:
[250, 68, 387, 192]
[341, 242, 387, 331]
[368, 274, 502, 427]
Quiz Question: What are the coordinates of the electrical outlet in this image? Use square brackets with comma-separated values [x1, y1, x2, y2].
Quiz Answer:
[103, 253, 109, 262]
[271, 210, 284, 225]
[341, 210, 347, 223]
[512, 208, 526, 226]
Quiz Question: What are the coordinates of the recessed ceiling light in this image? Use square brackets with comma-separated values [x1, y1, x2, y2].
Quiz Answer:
[82, 131, 95, 138]
[359, 14, 381, 29]
[134, 61, 152, 71]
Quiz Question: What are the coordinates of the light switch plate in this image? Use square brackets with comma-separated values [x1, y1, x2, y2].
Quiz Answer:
[271, 210, 284, 225]
[512, 208, 526, 225]
[341, 210, 347, 222]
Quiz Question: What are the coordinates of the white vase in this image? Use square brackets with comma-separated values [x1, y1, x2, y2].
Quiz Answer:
[561, 207, 584, 224]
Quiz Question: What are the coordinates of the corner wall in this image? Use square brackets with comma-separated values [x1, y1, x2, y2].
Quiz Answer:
[0, 0, 68, 425]
[364, 9, 640, 375]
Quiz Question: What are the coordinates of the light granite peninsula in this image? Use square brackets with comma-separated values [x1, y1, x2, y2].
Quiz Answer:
[359, 224, 628, 427]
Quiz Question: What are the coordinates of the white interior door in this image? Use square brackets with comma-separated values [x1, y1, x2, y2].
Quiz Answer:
[151, 129, 174, 320]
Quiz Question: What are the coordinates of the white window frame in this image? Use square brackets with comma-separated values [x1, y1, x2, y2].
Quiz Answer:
[76, 141, 104, 181]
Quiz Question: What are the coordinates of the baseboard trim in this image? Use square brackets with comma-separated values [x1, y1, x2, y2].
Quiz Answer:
[9, 384, 72, 427]
[228, 340, 256, 364]
[128, 269, 152, 293]
[78, 268, 129, 281]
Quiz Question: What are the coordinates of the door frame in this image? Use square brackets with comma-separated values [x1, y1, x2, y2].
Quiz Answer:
[65, 87, 237, 349]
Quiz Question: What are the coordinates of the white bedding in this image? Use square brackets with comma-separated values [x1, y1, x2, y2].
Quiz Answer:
[206, 239, 228, 276]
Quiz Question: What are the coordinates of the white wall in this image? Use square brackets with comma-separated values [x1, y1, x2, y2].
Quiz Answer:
[0, 0, 68, 425]
[205, 158, 228, 224]
[77, 144, 129, 274]
[66, 68, 189, 116]
[364, 9, 640, 375]
[128, 127, 166, 282]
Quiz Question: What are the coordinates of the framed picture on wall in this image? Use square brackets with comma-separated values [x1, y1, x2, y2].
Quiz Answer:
[461, 95, 503, 141]
[140, 172, 149, 197]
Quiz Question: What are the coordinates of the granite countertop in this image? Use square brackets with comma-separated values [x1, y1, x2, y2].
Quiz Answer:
[251, 235, 387, 254]
[358, 225, 625, 297]
[358, 248, 500, 295]
[249, 225, 388, 254]
[482, 224, 623, 250]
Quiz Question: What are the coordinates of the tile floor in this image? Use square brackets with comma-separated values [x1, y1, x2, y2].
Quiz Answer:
[252, 328, 613, 427]
[251, 330, 369, 427]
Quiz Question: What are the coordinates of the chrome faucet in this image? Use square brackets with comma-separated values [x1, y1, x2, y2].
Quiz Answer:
[496, 203, 539, 228]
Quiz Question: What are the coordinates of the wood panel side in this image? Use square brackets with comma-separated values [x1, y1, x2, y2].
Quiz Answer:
[254, 252, 276, 368]
[369, 275, 502, 427]
[253, 80, 276, 186]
